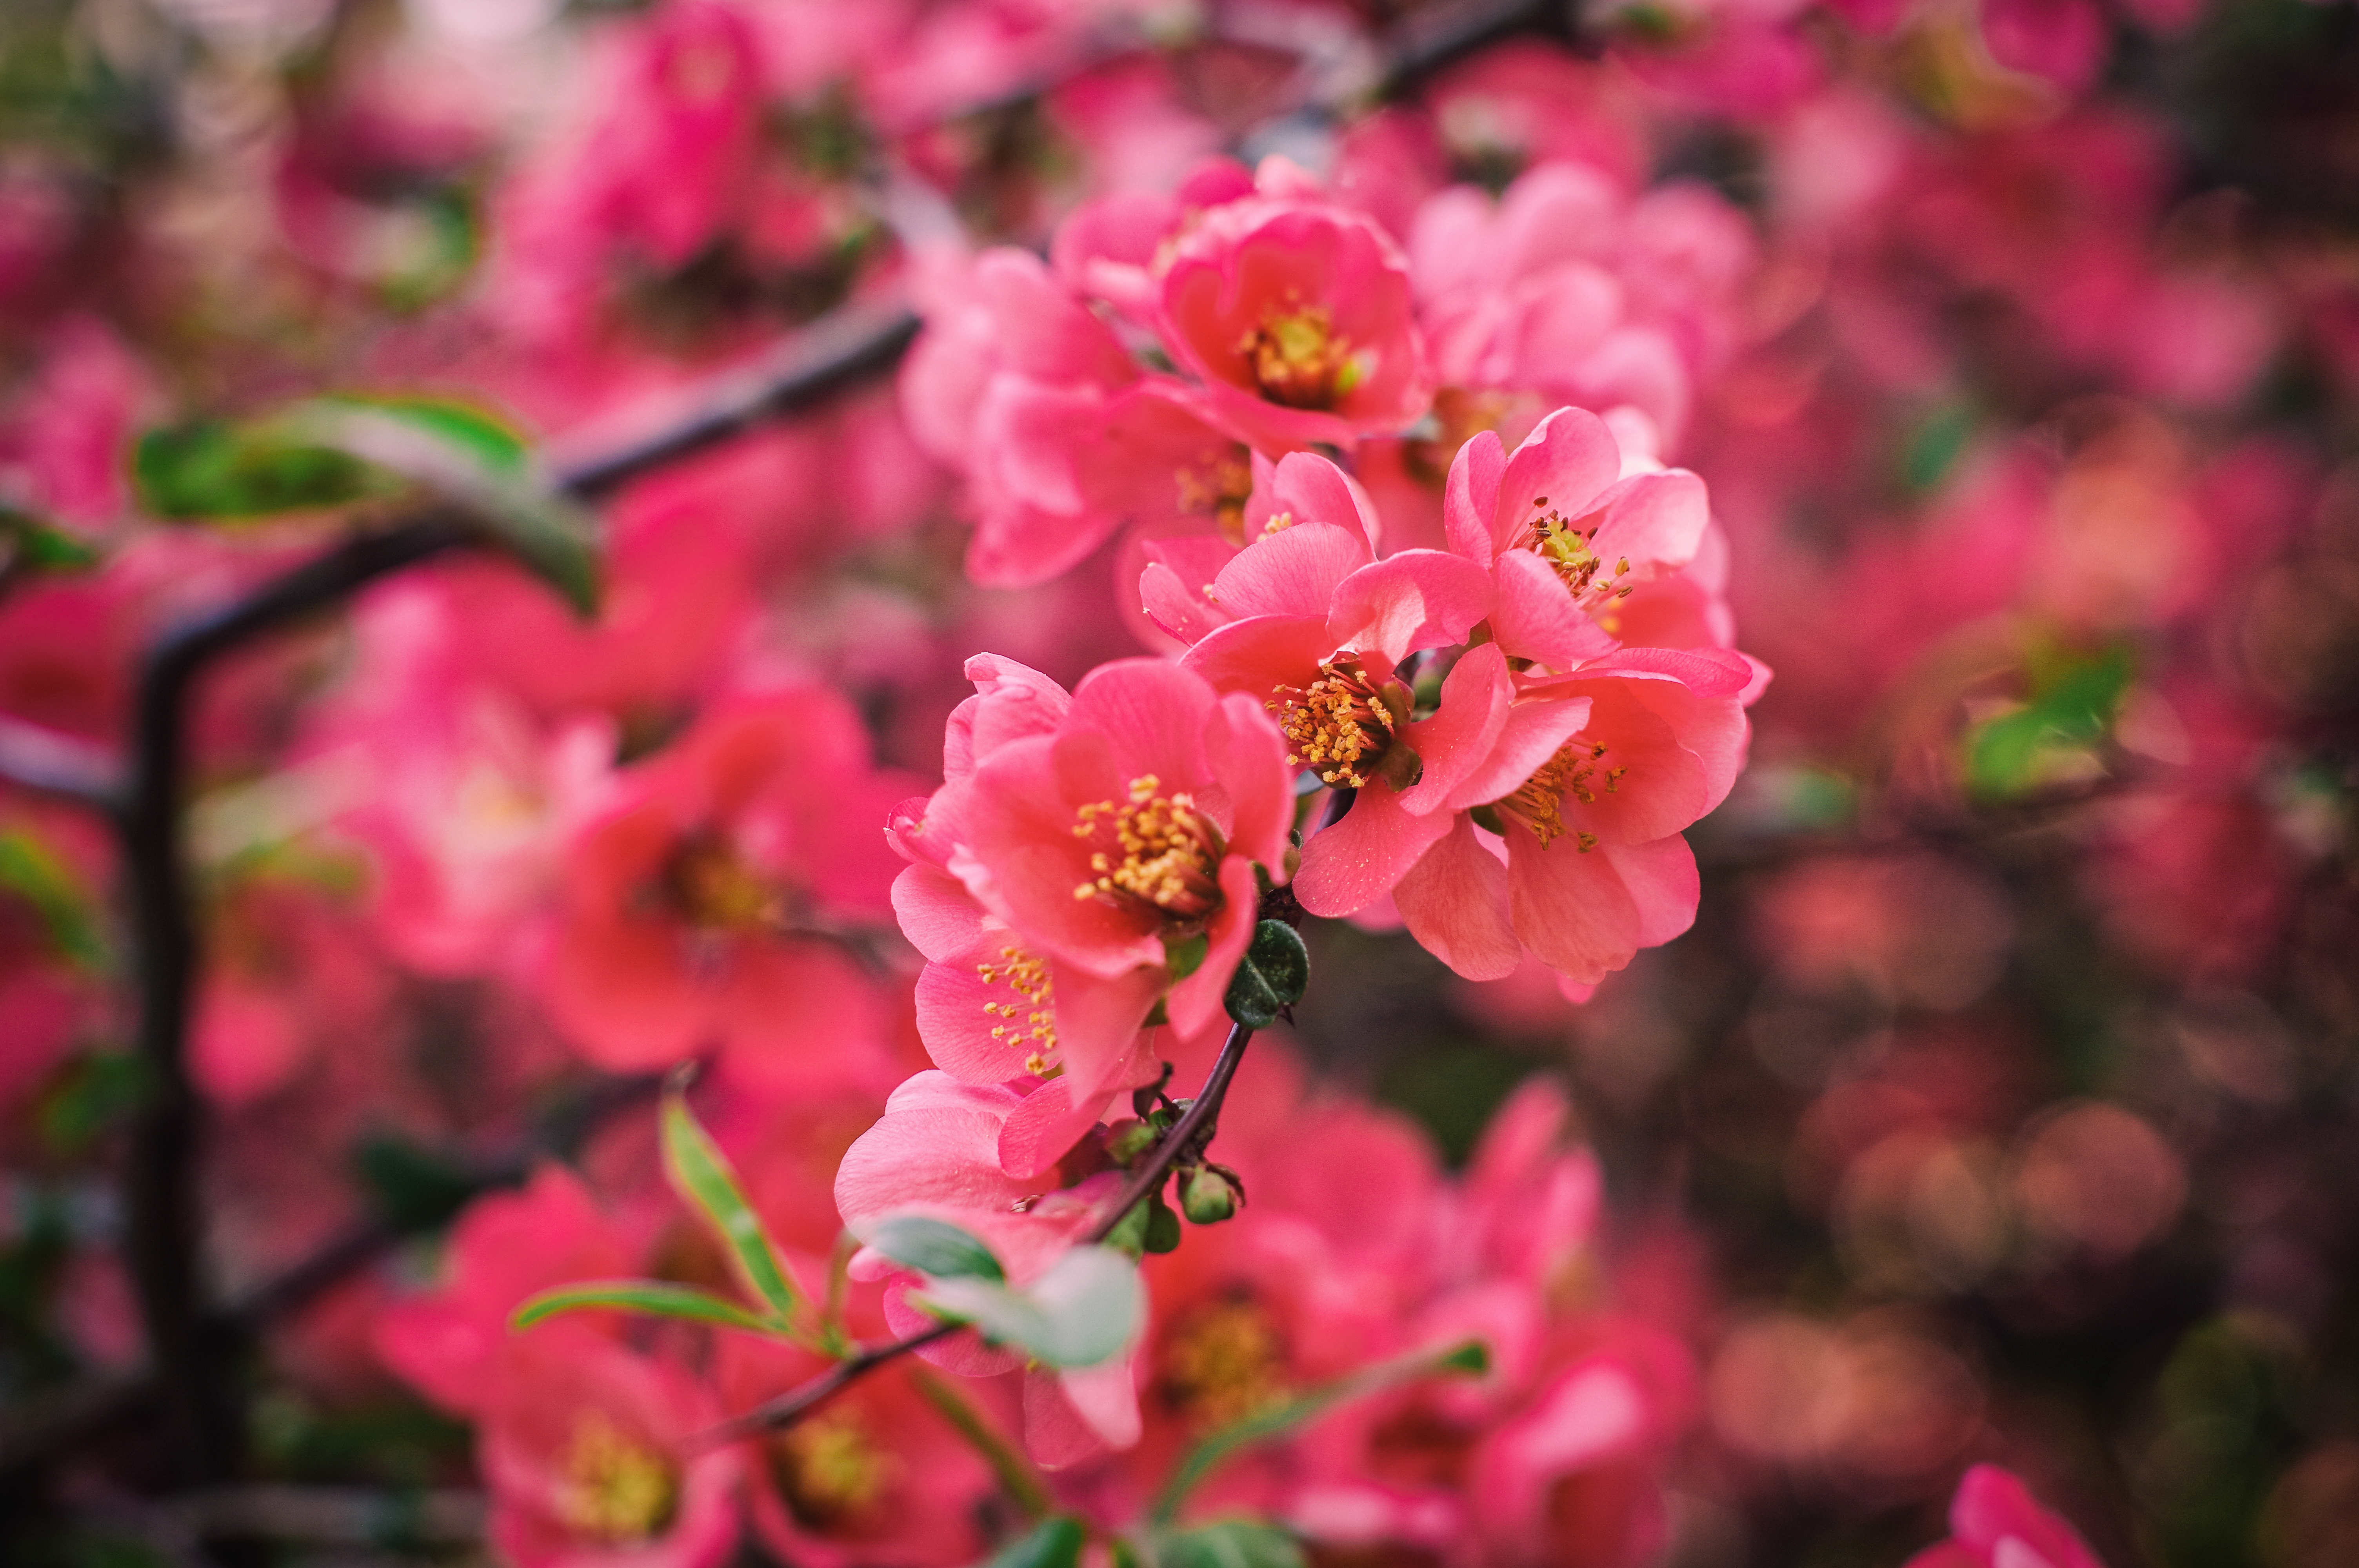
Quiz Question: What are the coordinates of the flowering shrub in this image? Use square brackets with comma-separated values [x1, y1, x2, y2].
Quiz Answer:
[2, 2, 2356, 1567]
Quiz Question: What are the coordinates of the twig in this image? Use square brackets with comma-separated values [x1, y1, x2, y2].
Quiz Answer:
[702, 1020, 1257, 1444]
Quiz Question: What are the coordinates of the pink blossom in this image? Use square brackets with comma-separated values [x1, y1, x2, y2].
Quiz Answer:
[481, 1327, 743, 1568]
[1904, 1465, 2106, 1568]
[539, 686, 916, 1086]
[1158, 166, 1432, 453]
[889, 655, 1290, 1137]
[376, 1164, 643, 1417]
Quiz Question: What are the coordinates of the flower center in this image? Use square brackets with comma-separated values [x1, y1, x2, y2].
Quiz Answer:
[1071, 774, 1224, 918]
[977, 944, 1059, 1076]
[1159, 1296, 1290, 1429]
[1238, 305, 1365, 410]
[1525, 494, 1634, 608]
[662, 833, 785, 933]
[1269, 661, 1403, 789]
[1173, 446, 1254, 546]
[769, 1408, 894, 1530]
[1488, 738, 1627, 852]
[555, 1411, 679, 1544]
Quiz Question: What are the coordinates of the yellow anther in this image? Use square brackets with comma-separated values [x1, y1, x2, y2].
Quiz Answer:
[1069, 775, 1223, 916]
[1237, 305, 1361, 409]
[1270, 660, 1399, 789]
[1489, 737, 1635, 851]
[555, 1412, 678, 1544]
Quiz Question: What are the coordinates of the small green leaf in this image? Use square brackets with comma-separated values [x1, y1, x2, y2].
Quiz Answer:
[918, 1245, 1142, 1368]
[869, 1215, 1006, 1282]
[1152, 1521, 1305, 1568]
[1966, 642, 2136, 799]
[134, 421, 377, 521]
[0, 507, 100, 572]
[661, 1084, 806, 1327]
[1222, 920, 1309, 1029]
[511, 1280, 783, 1334]
[977, 1516, 1087, 1568]
[327, 394, 528, 474]
[38, 1051, 149, 1154]
[1163, 931, 1209, 981]
[0, 829, 104, 970]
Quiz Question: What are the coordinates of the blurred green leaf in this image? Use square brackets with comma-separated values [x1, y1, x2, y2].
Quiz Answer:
[0, 829, 104, 971]
[325, 395, 528, 474]
[133, 421, 378, 521]
[38, 1051, 147, 1154]
[1149, 1521, 1305, 1568]
[869, 1214, 1006, 1282]
[1223, 920, 1309, 1029]
[511, 1280, 782, 1334]
[975, 1516, 1086, 1568]
[1966, 642, 2136, 799]
[0, 506, 100, 572]
[918, 1245, 1142, 1368]
[1901, 400, 1976, 494]
[661, 1082, 807, 1327]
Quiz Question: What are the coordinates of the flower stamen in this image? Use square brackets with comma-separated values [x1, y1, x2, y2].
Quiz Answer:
[1268, 661, 1400, 789]
[1071, 774, 1224, 916]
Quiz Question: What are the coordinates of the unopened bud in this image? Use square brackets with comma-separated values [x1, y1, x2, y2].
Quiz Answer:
[1105, 1119, 1158, 1166]
[1180, 1165, 1241, 1225]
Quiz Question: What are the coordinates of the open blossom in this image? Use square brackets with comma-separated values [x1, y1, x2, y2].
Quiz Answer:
[1905, 1465, 2106, 1568]
[481, 1325, 743, 1568]
[540, 685, 916, 1086]
[888, 654, 1290, 1167]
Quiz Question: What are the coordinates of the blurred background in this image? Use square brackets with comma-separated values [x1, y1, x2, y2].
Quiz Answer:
[1, 1, 2355, 1565]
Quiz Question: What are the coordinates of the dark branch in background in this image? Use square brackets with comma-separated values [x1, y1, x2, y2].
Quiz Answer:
[708, 1020, 1259, 1445]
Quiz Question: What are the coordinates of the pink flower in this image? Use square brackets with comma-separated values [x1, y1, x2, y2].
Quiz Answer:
[1905, 1465, 2106, 1568]
[375, 1163, 642, 1417]
[718, 1336, 998, 1568]
[1463, 1346, 1692, 1568]
[901, 248, 1250, 587]
[889, 654, 1290, 1143]
[481, 1327, 742, 1568]
[540, 686, 916, 1086]
[1159, 167, 1432, 453]
[1443, 408, 1719, 675]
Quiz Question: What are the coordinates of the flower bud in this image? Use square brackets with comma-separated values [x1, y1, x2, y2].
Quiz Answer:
[1180, 1165, 1242, 1225]
[1105, 1119, 1158, 1166]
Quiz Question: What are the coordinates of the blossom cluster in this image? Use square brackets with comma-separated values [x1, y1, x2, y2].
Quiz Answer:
[3, 1, 2355, 1566]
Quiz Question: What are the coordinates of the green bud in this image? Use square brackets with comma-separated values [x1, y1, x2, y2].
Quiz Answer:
[1103, 1197, 1151, 1259]
[1180, 1165, 1241, 1225]
[1145, 1191, 1183, 1254]
[1105, 1119, 1158, 1166]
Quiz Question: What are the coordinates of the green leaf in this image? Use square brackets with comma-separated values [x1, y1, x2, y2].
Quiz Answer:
[38, 1051, 150, 1154]
[918, 1245, 1142, 1368]
[661, 1083, 806, 1327]
[1151, 1340, 1490, 1522]
[133, 421, 378, 521]
[869, 1215, 1006, 1282]
[0, 506, 101, 572]
[1966, 642, 2135, 799]
[976, 1516, 1087, 1568]
[327, 394, 529, 473]
[511, 1280, 783, 1334]
[0, 829, 104, 970]
[1222, 920, 1309, 1029]
[1150, 1521, 1305, 1568]
[281, 401, 599, 616]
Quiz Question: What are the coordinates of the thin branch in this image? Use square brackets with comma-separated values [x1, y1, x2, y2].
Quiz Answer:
[701, 1020, 1258, 1445]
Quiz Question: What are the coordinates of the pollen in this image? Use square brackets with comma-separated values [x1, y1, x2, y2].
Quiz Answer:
[1071, 774, 1224, 917]
[1160, 1296, 1290, 1429]
[976, 944, 1057, 1065]
[1525, 495, 1635, 610]
[1490, 740, 1626, 851]
[1238, 303, 1363, 410]
[1267, 661, 1399, 789]
[771, 1409, 895, 1529]
[554, 1410, 679, 1544]
[1174, 448, 1254, 546]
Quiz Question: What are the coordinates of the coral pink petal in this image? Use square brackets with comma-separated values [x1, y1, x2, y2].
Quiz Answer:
[892, 864, 986, 964]
[1488, 549, 1618, 670]
[1067, 659, 1219, 796]
[1182, 614, 1336, 699]
[1395, 816, 1522, 980]
[1505, 827, 1641, 986]
[1141, 560, 1232, 645]
[998, 1078, 1116, 1180]
[1445, 694, 1596, 811]
[1607, 836, 1700, 948]
[1164, 857, 1263, 1038]
[1446, 429, 1507, 567]
[1296, 781, 1458, 918]
[1271, 450, 1384, 548]
[542, 917, 706, 1070]
[914, 956, 1039, 1085]
[1207, 693, 1296, 873]
[1210, 523, 1371, 621]
[1398, 643, 1514, 813]
[1590, 470, 1710, 576]
[1329, 550, 1494, 664]
[1047, 959, 1167, 1102]
[1497, 408, 1621, 556]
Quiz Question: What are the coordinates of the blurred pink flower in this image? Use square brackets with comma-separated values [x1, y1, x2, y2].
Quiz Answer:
[1905, 1464, 2105, 1568]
